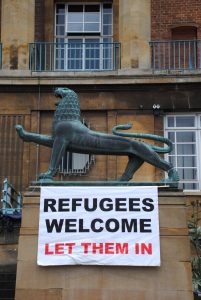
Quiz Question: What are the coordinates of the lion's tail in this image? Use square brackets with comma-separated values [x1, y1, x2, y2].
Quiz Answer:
[112, 123, 173, 154]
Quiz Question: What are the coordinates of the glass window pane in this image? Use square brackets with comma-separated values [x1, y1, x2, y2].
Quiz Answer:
[177, 144, 196, 155]
[56, 38, 64, 44]
[68, 23, 83, 32]
[176, 131, 195, 142]
[68, 13, 83, 22]
[68, 5, 83, 12]
[103, 37, 112, 43]
[56, 26, 65, 36]
[168, 131, 175, 142]
[56, 4, 65, 14]
[103, 4, 112, 13]
[167, 116, 175, 127]
[103, 14, 112, 25]
[103, 25, 112, 35]
[177, 156, 197, 168]
[85, 5, 100, 12]
[56, 15, 65, 25]
[182, 182, 198, 190]
[84, 12, 100, 22]
[55, 59, 64, 70]
[176, 116, 195, 127]
[169, 156, 176, 166]
[84, 23, 99, 32]
[178, 168, 197, 180]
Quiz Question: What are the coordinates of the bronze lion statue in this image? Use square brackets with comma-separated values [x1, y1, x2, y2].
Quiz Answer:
[15, 87, 179, 185]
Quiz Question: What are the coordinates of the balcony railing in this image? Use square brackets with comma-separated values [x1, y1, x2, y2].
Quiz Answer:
[29, 42, 121, 72]
[150, 39, 201, 72]
[1, 178, 22, 217]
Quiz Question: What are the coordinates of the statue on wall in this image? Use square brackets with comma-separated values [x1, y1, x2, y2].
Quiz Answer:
[15, 87, 179, 186]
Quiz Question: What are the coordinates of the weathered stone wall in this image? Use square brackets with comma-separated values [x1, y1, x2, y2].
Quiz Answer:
[119, 0, 151, 70]
[1, 0, 35, 69]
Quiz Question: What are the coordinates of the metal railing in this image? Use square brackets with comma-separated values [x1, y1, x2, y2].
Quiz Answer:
[29, 42, 121, 72]
[150, 39, 201, 72]
[0, 178, 22, 216]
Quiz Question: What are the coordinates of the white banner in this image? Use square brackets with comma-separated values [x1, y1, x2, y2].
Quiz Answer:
[37, 186, 160, 266]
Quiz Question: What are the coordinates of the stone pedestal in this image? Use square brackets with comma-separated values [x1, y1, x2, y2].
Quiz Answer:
[15, 189, 193, 300]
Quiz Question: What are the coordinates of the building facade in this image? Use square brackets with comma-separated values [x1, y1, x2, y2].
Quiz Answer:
[0, 1, 201, 298]
[0, 0, 201, 192]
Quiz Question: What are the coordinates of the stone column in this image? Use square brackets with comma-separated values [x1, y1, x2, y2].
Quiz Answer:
[1, 0, 35, 70]
[119, 0, 151, 70]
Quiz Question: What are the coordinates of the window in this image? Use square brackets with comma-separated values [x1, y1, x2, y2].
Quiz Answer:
[59, 120, 95, 176]
[55, 3, 113, 70]
[165, 115, 201, 190]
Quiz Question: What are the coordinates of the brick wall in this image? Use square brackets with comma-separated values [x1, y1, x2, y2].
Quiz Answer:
[35, 0, 44, 42]
[151, 0, 201, 40]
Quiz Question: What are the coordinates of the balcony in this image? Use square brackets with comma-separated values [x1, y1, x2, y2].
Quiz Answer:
[150, 39, 201, 73]
[29, 42, 121, 72]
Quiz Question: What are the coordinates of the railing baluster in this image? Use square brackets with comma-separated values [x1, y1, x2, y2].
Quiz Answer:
[158, 42, 161, 70]
[173, 41, 175, 69]
[178, 41, 181, 70]
[39, 43, 42, 71]
[168, 42, 171, 70]
[199, 41, 201, 69]
[163, 42, 165, 70]
[189, 40, 191, 69]
[194, 39, 196, 69]
[44, 43, 46, 71]
[34, 44, 37, 71]
[50, 43, 52, 71]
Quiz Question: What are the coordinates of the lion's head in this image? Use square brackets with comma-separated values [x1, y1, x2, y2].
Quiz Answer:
[54, 87, 78, 99]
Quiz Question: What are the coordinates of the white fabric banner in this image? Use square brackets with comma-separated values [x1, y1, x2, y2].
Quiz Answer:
[37, 186, 160, 266]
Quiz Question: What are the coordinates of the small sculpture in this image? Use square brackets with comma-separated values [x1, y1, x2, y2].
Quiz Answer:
[15, 87, 179, 185]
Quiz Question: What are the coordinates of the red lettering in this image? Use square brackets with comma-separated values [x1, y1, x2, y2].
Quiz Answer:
[141, 243, 152, 254]
[105, 243, 114, 254]
[135, 243, 140, 254]
[65, 243, 76, 254]
[45, 243, 54, 255]
[116, 242, 128, 254]
[55, 243, 64, 254]
[92, 243, 103, 254]
[81, 242, 91, 254]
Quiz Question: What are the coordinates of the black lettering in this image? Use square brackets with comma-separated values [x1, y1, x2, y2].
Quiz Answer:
[122, 218, 137, 232]
[129, 198, 140, 211]
[72, 198, 82, 211]
[99, 198, 113, 211]
[65, 219, 77, 232]
[58, 198, 70, 212]
[115, 198, 127, 211]
[79, 219, 90, 232]
[84, 198, 97, 212]
[105, 218, 119, 232]
[142, 198, 154, 212]
[45, 219, 64, 233]
[140, 219, 152, 232]
[91, 218, 104, 232]
[44, 198, 56, 212]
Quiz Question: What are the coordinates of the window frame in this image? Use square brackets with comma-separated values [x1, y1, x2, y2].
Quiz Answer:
[164, 114, 201, 191]
[54, 2, 113, 71]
